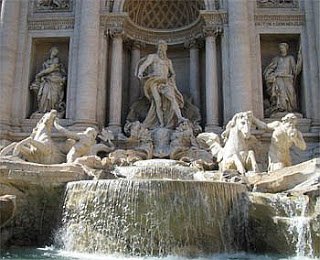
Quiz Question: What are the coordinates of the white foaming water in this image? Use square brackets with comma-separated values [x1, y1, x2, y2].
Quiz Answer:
[271, 194, 314, 258]
[57, 179, 249, 256]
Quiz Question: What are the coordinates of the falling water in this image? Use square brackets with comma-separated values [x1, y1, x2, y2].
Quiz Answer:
[272, 194, 314, 257]
[58, 179, 248, 257]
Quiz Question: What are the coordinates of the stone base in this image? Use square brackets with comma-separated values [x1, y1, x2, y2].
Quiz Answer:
[250, 158, 320, 194]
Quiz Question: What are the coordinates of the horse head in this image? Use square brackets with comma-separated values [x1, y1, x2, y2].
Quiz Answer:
[222, 111, 253, 143]
[236, 112, 253, 140]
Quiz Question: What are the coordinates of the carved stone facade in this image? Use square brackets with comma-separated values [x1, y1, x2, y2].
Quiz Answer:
[0, 0, 319, 163]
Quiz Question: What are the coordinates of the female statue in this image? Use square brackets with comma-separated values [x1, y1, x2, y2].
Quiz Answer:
[30, 47, 66, 117]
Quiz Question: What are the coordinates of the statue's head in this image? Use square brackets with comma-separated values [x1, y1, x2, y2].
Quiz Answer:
[282, 113, 297, 127]
[85, 127, 98, 139]
[49, 47, 59, 57]
[279, 43, 289, 56]
[157, 40, 168, 57]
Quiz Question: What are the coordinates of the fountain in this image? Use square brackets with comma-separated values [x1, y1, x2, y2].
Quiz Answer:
[0, 41, 319, 259]
[58, 162, 248, 256]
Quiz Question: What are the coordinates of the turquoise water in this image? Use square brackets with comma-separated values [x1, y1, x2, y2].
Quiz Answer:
[0, 248, 317, 260]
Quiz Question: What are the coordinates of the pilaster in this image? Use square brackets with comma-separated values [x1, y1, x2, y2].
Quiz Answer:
[74, 0, 100, 125]
[0, 0, 21, 130]
[228, 0, 253, 115]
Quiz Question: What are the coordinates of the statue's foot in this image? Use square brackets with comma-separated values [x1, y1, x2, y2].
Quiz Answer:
[178, 117, 188, 125]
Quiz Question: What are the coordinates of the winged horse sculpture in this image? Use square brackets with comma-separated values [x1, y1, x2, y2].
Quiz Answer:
[197, 111, 260, 174]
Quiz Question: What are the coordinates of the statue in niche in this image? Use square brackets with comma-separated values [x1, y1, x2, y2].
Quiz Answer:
[136, 40, 187, 129]
[30, 47, 67, 118]
[263, 43, 302, 117]
[254, 113, 306, 171]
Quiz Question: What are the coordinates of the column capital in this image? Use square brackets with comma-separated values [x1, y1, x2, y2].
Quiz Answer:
[203, 25, 222, 38]
[184, 36, 200, 49]
[108, 28, 126, 39]
[131, 40, 146, 50]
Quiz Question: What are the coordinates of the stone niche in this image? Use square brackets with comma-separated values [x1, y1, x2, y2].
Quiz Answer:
[260, 34, 302, 117]
[28, 38, 70, 118]
[119, 43, 204, 127]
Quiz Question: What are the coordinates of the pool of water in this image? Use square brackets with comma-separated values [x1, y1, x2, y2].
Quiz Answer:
[0, 248, 317, 260]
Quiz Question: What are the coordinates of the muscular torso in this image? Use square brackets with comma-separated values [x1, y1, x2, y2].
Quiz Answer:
[150, 55, 170, 78]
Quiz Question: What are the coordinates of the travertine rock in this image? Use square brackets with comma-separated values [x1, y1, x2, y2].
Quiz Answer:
[0, 195, 16, 228]
[252, 158, 319, 193]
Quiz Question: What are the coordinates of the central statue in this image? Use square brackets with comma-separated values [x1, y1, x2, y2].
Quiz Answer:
[136, 40, 186, 129]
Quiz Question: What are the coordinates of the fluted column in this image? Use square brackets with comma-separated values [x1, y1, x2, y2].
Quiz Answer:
[0, 0, 21, 127]
[185, 38, 201, 108]
[108, 29, 124, 133]
[228, 0, 253, 115]
[129, 41, 143, 105]
[204, 26, 221, 131]
[75, 0, 100, 124]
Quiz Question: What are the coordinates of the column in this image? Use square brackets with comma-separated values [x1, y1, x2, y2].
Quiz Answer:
[228, 0, 253, 115]
[75, 0, 100, 124]
[108, 29, 124, 134]
[129, 41, 142, 105]
[0, 0, 21, 128]
[304, 0, 320, 128]
[204, 26, 220, 131]
[185, 38, 201, 108]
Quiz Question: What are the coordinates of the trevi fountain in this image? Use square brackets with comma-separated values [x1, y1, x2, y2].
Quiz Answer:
[0, 0, 319, 259]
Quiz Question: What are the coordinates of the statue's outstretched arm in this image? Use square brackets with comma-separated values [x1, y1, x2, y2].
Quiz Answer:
[293, 131, 307, 150]
[54, 120, 80, 141]
[137, 55, 153, 78]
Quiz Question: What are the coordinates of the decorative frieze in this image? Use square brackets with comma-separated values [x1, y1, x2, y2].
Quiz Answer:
[257, 0, 299, 9]
[28, 18, 74, 30]
[200, 11, 228, 25]
[33, 0, 73, 13]
[255, 14, 305, 26]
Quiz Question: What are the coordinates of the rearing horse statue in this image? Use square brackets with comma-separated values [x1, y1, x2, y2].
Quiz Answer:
[0, 110, 64, 164]
[197, 111, 259, 174]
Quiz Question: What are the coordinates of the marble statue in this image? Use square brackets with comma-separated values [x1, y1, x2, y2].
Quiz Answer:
[54, 119, 97, 163]
[0, 110, 64, 164]
[136, 40, 186, 129]
[197, 111, 260, 174]
[264, 43, 302, 117]
[257, 113, 306, 171]
[108, 121, 153, 166]
[30, 47, 66, 117]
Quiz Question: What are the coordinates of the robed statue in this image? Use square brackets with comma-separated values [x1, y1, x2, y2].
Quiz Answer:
[264, 43, 302, 117]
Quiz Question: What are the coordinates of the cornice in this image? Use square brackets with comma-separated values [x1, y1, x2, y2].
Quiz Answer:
[254, 12, 305, 26]
[28, 17, 75, 30]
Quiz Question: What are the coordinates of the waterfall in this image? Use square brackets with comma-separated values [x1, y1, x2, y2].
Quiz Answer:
[58, 179, 248, 256]
[272, 194, 314, 257]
